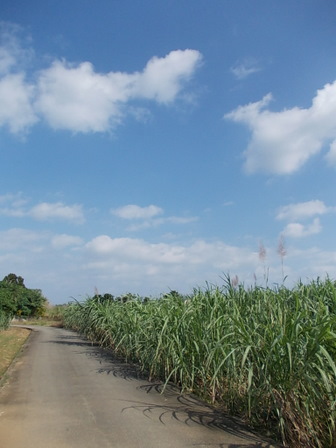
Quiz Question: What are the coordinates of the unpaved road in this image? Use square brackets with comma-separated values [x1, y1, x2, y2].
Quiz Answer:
[0, 326, 277, 448]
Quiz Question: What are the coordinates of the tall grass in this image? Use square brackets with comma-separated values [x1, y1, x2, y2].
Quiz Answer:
[63, 278, 336, 447]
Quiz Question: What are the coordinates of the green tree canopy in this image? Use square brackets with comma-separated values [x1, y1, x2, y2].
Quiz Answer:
[0, 274, 47, 318]
[3, 273, 25, 287]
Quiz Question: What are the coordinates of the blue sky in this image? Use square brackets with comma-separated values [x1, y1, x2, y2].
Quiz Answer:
[1, 0, 336, 303]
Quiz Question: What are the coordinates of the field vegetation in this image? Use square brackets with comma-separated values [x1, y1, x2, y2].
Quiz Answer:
[63, 277, 336, 448]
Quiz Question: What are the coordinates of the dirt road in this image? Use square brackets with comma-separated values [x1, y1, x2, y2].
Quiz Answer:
[0, 326, 277, 448]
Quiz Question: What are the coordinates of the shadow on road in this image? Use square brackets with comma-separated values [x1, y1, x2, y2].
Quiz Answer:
[47, 333, 99, 347]
[47, 333, 148, 380]
[46, 331, 278, 447]
[94, 351, 277, 446]
[121, 390, 275, 448]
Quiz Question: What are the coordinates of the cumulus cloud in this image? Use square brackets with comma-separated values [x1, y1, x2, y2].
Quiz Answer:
[0, 24, 202, 135]
[225, 81, 336, 174]
[111, 204, 163, 220]
[276, 200, 333, 221]
[283, 218, 322, 238]
[35, 61, 130, 132]
[133, 49, 202, 103]
[0, 73, 37, 133]
[276, 200, 336, 238]
[35, 49, 201, 132]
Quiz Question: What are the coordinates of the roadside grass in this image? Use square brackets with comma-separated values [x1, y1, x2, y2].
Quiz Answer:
[0, 327, 31, 381]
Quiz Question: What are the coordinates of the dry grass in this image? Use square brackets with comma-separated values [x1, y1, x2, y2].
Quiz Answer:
[0, 327, 31, 380]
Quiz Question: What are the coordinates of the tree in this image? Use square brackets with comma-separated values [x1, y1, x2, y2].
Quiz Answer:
[0, 274, 47, 318]
[3, 273, 25, 287]
[0, 283, 17, 315]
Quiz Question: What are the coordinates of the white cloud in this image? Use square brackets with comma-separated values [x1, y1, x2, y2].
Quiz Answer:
[0, 23, 37, 133]
[225, 81, 336, 174]
[86, 236, 186, 263]
[35, 60, 130, 132]
[230, 58, 261, 80]
[125, 215, 199, 232]
[133, 49, 202, 104]
[0, 42, 16, 75]
[80, 235, 265, 298]
[111, 204, 163, 220]
[0, 22, 33, 75]
[276, 200, 333, 221]
[51, 234, 83, 249]
[0, 193, 27, 208]
[0, 195, 26, 217]
[0, 73, 37, 133]
[276, 200, 335, 238]
[0, 193, 13, 203]
[0, 196, 85, 224]
[35, 49, 202, 133]
[0, 193, 28, 216]
[0, 228, 47, 251]
[0, 205, 25, 217]
[85, 235, 255, 269]
[111, 204, 198, 231]
[165, 216, 198, 224]
[283, 218, 322, 238]
[283, 246, 336, 283]
[0, 24, 202, 135]
[1, 225, 336, 301]
[29, 202, 85, 224]
[325, 140, 336, 166]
